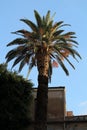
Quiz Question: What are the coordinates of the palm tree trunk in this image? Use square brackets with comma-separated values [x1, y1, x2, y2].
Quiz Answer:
[34, 50, 49, 130]
[34, 75, 48, 130]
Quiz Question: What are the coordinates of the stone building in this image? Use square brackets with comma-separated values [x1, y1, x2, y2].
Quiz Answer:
[28, 87, 87, 130]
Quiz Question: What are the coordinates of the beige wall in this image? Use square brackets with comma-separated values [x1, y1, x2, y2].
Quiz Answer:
[31, 87, 66, 121]
[47, 87, 66, 120]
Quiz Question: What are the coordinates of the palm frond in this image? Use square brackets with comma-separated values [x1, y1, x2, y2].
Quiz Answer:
[59, 23, 71, 28]
[63, 46, 81, 60]
[53, 44, 76, 70]
[63, 32, 75, 36]
[53, 30, 64, 36]
[64, 56, 75, 69]
[6, 50, 15, 58]
[20, 19, 38, 32]
[26, 56, 36, 79]
[12, 30, 32, 38]
[46, 10, 51, 24]
[56, 55, 69, 75]
[7, 38, 28, 46]
[50, 12, 56, 22]
[58, 50, 75, 69]
[55, 21, 64, 28]
[6, 49, 18, 63]
[34, 10, 42, 27]
[19, 59, 26, 72]
[71, 49, 82, 61]
[67, 39, 78, 45]
[11, 55, 25, 69]
[48, 60, 52, 82]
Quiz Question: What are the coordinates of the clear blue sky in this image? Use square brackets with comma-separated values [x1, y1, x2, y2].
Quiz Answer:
[0, 0, 87, 116]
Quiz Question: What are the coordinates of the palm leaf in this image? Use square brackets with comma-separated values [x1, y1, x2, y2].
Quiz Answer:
[34, 10, 42, 27]
[63, 32, 76, 37]
[53, 45, 75, 70]
[6, 50, 15, 58]
[64, 56, 75, 69]
[6, 49, 18, 63]
[46, 10, 51, 25]
[58, 50, 75, 69]
[63, 46, 81, 60]
[12, 30, 32, 39]
[7, 38, 28, 46]
[55, 21, 64, 28]
[67, 39, 78, 45]
[50, 12, 56, 22]
[19, 59, 26, 72]
[56, 55, 69, 75]
[26, 56, 36, 79]
[53, 30, 64, 36]
[71, 49, 82, 60]
[59, 23, 71, 28]
[59, 37, 67, 43]
[11, 55, 25, 68]
[20, 19, 38, 32]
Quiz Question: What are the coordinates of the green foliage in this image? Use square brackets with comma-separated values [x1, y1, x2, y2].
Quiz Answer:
[0, 63, 33, 129]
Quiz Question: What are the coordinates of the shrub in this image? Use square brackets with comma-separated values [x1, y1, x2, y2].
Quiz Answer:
[0, 63, 33, 129]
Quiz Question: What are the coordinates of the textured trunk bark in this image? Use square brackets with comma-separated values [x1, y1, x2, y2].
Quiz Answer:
[34, 75, 48, 130]
[34, 50, 49, 130]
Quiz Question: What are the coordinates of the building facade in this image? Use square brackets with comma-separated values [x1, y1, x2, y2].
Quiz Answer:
[28, 87, 87, 130]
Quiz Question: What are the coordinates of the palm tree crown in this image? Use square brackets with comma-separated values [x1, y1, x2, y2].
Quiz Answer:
[6, 10, 81, 81]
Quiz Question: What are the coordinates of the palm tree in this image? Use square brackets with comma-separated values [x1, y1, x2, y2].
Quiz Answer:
[5, 10, 81, 130]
